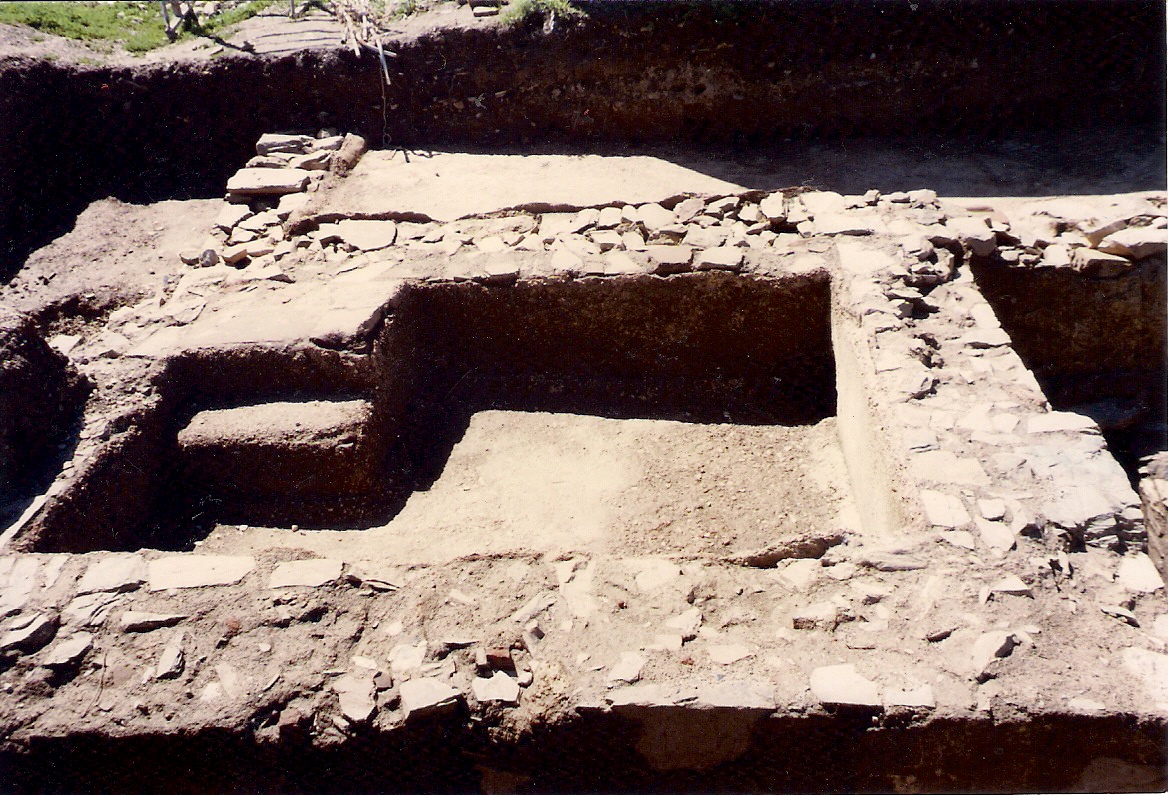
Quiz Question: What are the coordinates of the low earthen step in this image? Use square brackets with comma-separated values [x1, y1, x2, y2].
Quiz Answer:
[176, 399, 379, 501]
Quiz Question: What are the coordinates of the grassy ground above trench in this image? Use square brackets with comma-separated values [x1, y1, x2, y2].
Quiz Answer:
[0, 1, 277, 53]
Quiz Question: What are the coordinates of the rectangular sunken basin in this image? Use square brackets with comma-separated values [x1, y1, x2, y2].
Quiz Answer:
[32, 270, 850, 562]
[190, 271, 851, 564]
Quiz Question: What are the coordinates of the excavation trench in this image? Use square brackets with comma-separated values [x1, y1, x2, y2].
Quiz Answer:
[31, 271, 845, 561]
[971, 257, 1168, 483]
[2, 0, 1163, 277]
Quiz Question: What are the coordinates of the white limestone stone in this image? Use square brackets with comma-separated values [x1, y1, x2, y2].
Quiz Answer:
[148, 556, 255, 591]
[809, 664, 880, 707]
[269, 559, 343, 588]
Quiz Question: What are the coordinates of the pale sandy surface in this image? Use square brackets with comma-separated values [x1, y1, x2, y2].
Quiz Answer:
[199, 411, 855, 566]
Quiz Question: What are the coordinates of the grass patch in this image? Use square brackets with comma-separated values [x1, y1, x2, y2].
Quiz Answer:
[0, 1, 276, 53]
[0, 2, 171, 52]
[501, 0, 585, 26]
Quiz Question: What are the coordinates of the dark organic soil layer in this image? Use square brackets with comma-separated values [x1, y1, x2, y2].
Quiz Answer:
[972, 256, 1168, 481]
[2, 708, 1164, 794]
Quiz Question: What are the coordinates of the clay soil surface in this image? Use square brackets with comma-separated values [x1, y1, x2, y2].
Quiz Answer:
[198, 411, 853, 565]
[4, 197, 219, 320]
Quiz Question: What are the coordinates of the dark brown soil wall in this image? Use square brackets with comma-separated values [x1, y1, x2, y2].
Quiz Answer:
[1, 709, 1163, 794]
[1, 0, 1165, 276]
[0, 310, 87, 513]
[972, 257, 1168, 477]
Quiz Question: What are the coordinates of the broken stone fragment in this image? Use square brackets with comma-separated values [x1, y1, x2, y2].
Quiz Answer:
[945, 215, 997, 256]
[390, 641, 428, 675]
[920, 490, 971, 529]
[758, 193, 786, 222]
[1025, 411, 1098, 434]
[333, 673, 376, 724]
[512, 592, 556, 624]
[858, 551, 927, 572]
[41, 631, 93, 669]
[970, 631, 1017, 681]
[851, 581, 893, 605]
[809, 663, 881, 707]
[155, 631, 185, 679]
[77, 554, 147, 595]
[606, 652, 645, 684]
[0, 613, 58, 654]
[976, 518, 1017, 555]
[1096, 225, 1167, 260]
[708, 644, 752, 665]
[707, 196, 740, 216]
[607, 683, 666, 707]
[1070, 247, 1133, 278]
[119, 611, 187, 632]
[1116, 555, 1164, 593]
[672, 197, 706, 223]
[215, 203, 253, 231]
[472, 671, 521, 705]
[646, 245, 693, 275]
[287, 150, 331, 171]
[595, 205, 623, 229]
[255, 133, 314, 156]
[603, 251, 643, 275]
[590, 229, 624, 252]
[792, 601, 839, 631]
[959, 327, 1011, 349]
[62, 593, 121, 628]
[635, 203, 676, 232]
[1100, 604, 1139, 627]
[220, 243, 250, 265]
[549, 247, 584, 275]
[695, 246, 744, 272]
[663, 607, 702, 640]
[399, 677, 461, 719]
[481, 256, 520, 285]
[483, 648, 515, 672]
[978, 498, 1007, 521]
[988, 574, 1032, 597]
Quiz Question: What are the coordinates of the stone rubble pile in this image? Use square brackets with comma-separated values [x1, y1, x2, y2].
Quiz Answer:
[180, 130, 350, 278]
[990, 197, 1167, 276]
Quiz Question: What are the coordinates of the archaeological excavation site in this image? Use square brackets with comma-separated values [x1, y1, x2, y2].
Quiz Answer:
[0, 0, 1166, 791]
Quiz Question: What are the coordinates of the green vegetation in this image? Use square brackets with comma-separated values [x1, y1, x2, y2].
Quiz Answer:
[501, 0, 584, 26]
[0, 1, 276, 53]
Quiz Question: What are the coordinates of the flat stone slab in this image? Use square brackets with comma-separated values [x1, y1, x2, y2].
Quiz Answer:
[400, 677, 461, 718]
[148, 556, 255, 591]
[76, 554, 146, 594]
[225, 168, 311, 196]
[810, 663, 881, 707]
[472, 671, 521, 705]
[269, 559, 343, 588]
[320, 151, 746, 222]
